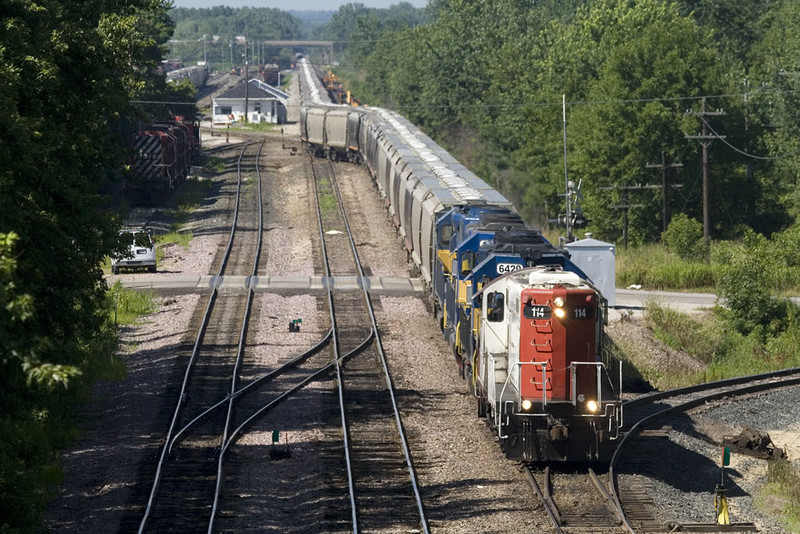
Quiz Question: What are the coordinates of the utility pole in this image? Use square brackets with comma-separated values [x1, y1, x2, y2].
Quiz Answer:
[562, 95, 572, 242]
[244, 39, 249, 121]
[646, 152, 683, 233]
[686, 97, 725, 240]
[600, 184, 651, 249]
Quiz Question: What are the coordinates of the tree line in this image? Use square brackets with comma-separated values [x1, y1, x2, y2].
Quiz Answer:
[326, 0, 800, 246]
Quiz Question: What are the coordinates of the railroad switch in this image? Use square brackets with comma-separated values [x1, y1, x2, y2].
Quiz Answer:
[289, 318, 302, 332]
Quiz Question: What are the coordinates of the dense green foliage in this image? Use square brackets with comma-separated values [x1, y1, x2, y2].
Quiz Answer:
[0, 0, 181, 528]
[661, 214, 708, 261]
[328, 0, 800, 244]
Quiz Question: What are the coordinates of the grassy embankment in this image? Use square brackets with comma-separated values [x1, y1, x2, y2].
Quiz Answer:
[613, 240, 800, 529]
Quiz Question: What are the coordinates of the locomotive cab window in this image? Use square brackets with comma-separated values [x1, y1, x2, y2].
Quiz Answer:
[486, 291, 505, 322]
[439, 224, 454, 248]
[461, 251, 476, 276]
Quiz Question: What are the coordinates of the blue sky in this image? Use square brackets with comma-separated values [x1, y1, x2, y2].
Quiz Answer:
[170, 0, 428, 9]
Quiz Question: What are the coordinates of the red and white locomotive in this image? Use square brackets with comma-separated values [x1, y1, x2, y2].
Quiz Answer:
[477, 267, 621, 462]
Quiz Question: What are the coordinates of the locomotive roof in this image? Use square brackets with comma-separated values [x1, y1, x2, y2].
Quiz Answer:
[501, 267, 589, 290]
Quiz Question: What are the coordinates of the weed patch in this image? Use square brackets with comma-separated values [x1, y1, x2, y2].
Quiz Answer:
[759, 459, 800, 532]
[108, 282, 157, 325]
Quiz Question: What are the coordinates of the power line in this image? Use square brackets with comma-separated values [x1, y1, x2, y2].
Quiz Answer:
[702, 118, 800, 161]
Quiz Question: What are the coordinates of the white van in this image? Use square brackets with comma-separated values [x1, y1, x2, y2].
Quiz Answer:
[111, 229, 157, 274]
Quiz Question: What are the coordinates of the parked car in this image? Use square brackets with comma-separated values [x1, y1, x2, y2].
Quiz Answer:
[111, 229, 156, 274]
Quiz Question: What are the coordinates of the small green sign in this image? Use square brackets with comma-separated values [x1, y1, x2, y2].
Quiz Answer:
[722, 446, 731, 467]
[272, 430, 280, 443]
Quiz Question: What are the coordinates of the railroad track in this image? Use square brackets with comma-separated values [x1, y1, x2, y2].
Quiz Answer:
[524, 465, 623, 533]
[311, 157, 429, 533]
[609, 368, 800, 533]
[137, 140, 265, 533]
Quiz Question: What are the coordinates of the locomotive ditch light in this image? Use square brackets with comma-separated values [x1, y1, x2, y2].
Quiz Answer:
[586, 400, 599, 413]
[521, 399, 532, 411]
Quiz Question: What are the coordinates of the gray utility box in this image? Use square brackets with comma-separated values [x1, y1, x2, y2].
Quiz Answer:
[565, 236, 616, 307]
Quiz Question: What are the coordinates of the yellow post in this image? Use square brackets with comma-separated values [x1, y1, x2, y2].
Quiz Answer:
[715, 485, 730, 525]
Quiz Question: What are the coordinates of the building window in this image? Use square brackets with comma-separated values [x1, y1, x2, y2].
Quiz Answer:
[215, 106, 232, 115]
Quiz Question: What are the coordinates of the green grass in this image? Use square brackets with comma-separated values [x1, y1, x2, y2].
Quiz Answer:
[758, 459, 800, 533]
[198, 154, 225, 173]
[615, 240, 800, 293]
[170, 175, 215, 224]
[107, 283, 157, 325]
[224, 121, 278, 133]
[616, 244, 716, 291]
[634, 301, 800, 388]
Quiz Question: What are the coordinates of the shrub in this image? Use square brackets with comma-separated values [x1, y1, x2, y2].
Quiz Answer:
[662, 213, 708, 261]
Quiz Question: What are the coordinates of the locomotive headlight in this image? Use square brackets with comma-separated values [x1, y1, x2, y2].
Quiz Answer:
[586, 400, 599, 413]
[553, 297, 566, 318]
[521, 399, 532, 411]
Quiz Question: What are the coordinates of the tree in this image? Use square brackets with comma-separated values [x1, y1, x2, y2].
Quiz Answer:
[0, 0, 174, 527]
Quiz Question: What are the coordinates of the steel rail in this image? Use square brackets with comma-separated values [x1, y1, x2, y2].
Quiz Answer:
[609, 372, 800, 534]
[138, 142, 252, 534]
[623, 367, 800, 411]
[167, 329, 333, 454]
[310, 156, 359, 533]
[208, 138, 266, 532]
[523, 465, 563, 533]
[326, 159, 430, 533]
[221, 333, 375, 450]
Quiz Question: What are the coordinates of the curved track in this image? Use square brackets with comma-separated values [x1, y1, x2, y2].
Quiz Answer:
[137, 140, 264, 533]
[611, 369, 800, 533]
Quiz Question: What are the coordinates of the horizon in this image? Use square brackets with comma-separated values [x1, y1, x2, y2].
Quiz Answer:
[170, 0, 428, 10]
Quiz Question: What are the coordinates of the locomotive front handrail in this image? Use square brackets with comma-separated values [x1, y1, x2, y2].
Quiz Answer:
[569, 361, 605, 406]
[495, 360, 549, 439]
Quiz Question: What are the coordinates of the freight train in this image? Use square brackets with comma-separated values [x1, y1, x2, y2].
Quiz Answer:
[126, 115, 200, 199]
[166, 63, 210, 88]
[298, 61, 622, 463]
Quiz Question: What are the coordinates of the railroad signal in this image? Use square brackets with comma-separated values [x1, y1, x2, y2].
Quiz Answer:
[715, 446, 731, 525]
